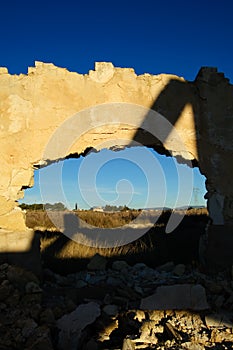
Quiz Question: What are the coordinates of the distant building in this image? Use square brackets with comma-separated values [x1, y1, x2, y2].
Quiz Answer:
[92, 206, 104, 212]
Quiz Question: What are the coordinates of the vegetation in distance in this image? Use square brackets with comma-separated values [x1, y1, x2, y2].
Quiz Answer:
[19, 202, 205, 212]
[20, 202, 208, 230]
[19, 203, 132, 212]
[19, 202, 67, 211]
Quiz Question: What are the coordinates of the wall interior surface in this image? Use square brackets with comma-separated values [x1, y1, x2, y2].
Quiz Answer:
[0, 61, 232, 243]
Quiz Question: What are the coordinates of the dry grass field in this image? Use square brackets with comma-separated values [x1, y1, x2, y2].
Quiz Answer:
[25, 209, 141, 230]
[24, 208, 209, 273]
[25, 208, 208, 231]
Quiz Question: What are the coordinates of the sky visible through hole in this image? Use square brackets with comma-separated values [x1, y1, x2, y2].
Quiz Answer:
[20, 147, 207, 210]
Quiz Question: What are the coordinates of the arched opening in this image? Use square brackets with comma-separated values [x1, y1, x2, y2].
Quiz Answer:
[19, 146, 208, 273]
[21, 147, 207, 211]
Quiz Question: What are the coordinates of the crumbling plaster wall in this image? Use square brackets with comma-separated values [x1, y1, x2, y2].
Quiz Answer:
[0, 61, 232, 232]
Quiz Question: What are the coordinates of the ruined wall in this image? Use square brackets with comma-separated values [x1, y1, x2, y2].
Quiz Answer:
[0, 61, 232, 234]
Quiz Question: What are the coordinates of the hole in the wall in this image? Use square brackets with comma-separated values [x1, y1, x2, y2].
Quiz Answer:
[20, 146, 207, 211]
[19, 146, 208, 271]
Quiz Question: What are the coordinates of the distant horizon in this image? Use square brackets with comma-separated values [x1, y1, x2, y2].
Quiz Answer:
[19, 202, 207, 210]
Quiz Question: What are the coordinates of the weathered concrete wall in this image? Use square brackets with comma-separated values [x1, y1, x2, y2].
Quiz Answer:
[0, 62, 232, 262]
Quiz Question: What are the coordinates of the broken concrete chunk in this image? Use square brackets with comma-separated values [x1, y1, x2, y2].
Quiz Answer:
[112, 260, 130, 271]
[173, 264, 186, 276]
[57, 302, 101, 350]
[181, 342, 205, 350]
[103, 304, 118, 316]
[205, 312, 233, 328]
[164, 321, 182, 341]
[140, 284, 209, 311]
[211, 328, 233, 343]
[87, 253, 107, 270]
[122, 338, 135, 350]
[157, 261, 175, 272]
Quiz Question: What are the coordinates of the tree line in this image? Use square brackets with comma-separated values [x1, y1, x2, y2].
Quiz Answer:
[19, 202, 67, 211]
[20, 202, 136, 211]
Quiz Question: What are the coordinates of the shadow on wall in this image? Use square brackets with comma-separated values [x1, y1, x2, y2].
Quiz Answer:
[40, 68, 233, 271]
[0, 229, 42, 276]
[1, 67, 232, 274]
[136, 70, 233, 271]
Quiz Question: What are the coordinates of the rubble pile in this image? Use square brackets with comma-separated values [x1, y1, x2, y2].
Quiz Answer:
[1, 256, 233, 349]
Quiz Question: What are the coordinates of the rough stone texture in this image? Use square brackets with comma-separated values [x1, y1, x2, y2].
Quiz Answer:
[57, 302, 101, 350]
[140, 284, 209, 311]
[205, 312, 233, 328]
[87, 253, 107, 271]
[1, 259, 233, 349]
[0, 62, 232, 263]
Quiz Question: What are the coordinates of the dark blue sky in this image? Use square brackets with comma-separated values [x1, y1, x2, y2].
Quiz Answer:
[1, 0, 233, 82]
[3, 0, 231, 208]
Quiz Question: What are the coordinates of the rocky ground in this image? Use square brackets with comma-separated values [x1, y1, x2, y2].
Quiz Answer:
[1, 256, 233, 349]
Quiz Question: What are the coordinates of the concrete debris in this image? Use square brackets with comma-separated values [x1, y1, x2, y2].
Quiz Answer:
[0, 259, 233, 349]
[57, 302, 101, 350]
[122, 338, 135, 350]
[205, 312, 233, 328]
[164, 321, 183, 341]
[140, 284, 209, 310]
[87, 253, 107, 270]
[173, 263, 186, 276]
